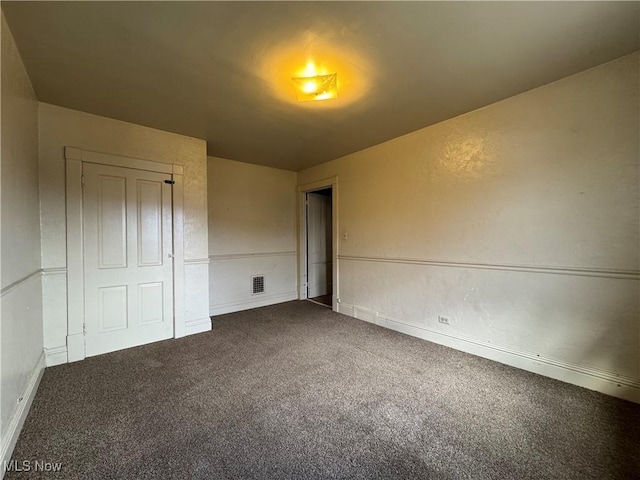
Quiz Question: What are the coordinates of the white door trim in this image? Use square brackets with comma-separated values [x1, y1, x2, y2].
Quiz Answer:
[297, 177, 339, 312]
[64, 147, 185, 362]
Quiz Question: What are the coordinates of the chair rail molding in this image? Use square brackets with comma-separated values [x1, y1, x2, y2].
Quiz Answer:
[339, 255, 640, 281]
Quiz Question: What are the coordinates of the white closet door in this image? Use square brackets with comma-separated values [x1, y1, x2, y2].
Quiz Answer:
[83, 163, 174, 356]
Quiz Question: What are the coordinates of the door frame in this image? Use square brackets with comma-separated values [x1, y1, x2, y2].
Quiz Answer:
[297, 177, 338, 311]
[64, 147, 185, 362]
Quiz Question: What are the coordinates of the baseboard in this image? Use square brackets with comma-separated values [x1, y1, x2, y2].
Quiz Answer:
[338, 303, 378, 324]
[210, 291, 298, 316]
[338, 302, 640, 404]
[184, 317, 212, 336]
[1, 352, 45, 476]
[44, 346, 68, 366]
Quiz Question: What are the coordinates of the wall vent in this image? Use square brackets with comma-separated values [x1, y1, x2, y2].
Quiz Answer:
[252, 275, 265, 295]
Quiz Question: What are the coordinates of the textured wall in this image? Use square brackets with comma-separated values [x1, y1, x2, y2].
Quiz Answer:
[39, 103, 208, 265]
[208, 157, 297, 314]
[298, 53, 640, 400]
[0, 11, 43, 454]
[0, 16, 40, 288]
[38, 103, 209, 360]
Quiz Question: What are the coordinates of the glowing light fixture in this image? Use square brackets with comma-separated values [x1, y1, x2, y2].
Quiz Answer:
[291, 72, 338, 101]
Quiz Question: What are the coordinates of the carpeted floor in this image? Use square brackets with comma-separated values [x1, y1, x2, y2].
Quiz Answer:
[7, 301, 640, 479]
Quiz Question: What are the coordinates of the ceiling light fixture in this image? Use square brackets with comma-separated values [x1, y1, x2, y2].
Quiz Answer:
[291, 72, 338, 102]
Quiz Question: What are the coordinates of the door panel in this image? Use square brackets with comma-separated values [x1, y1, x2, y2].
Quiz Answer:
[137, 180, 163, 266]
[99, 285, 128, 332]
[308, 192, 332, 298]
[139, 282, 164, 325]
[97, 175, 127, 268]
[83, 163, 174, 357]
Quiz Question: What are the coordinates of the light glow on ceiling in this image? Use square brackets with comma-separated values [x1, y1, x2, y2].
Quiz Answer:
[291, 72, 338, 101]
[260, 36, 372, 109]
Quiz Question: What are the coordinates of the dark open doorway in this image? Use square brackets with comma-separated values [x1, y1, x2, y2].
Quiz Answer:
[306, 188, 333, 308]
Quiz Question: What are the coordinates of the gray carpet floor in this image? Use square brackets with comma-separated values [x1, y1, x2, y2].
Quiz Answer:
[7, 301, 640, 479]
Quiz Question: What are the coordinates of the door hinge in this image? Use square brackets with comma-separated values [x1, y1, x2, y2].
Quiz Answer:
[81, 175, 85, 188]
[164, 179, 175, 185]
[83, 324, 86, 335]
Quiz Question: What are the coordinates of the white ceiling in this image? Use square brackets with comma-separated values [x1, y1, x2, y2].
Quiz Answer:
[3, 1, 639, 171]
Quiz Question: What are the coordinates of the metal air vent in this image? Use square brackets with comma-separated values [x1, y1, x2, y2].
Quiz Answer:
[252, 275, 265, 295]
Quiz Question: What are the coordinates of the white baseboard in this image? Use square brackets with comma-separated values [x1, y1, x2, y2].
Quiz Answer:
[1, 352, 45, 475]
[210, 291, 298, 316]
[184, 317, 212, 336]
[339, 302, 640, 404]
[44, 346, 68, 366]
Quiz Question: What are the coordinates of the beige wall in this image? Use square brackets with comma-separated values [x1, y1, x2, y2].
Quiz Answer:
[298, 52, 640, 401]
[38, 104, 210, 362]
[208, 157, 297, 314]
[0, 11, 43, 461]
[39, 103, 208, 266]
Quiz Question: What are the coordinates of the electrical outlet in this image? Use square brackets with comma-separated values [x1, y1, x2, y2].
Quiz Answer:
[438, 315, 450, 325]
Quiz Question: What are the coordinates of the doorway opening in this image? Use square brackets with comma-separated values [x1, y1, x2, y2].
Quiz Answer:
[305, 187, 333, 308]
